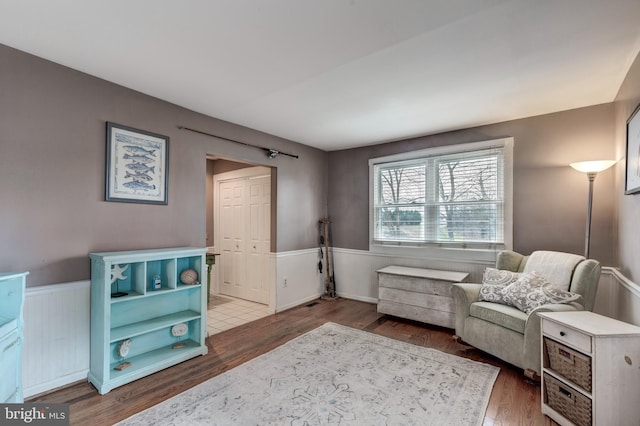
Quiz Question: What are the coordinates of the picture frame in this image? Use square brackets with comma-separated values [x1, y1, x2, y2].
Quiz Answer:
[625, 103, 640, 195]
[106, 122, 169, 204]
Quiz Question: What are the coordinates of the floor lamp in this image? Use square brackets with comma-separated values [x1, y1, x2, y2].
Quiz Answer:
[570, 160, 616, 259]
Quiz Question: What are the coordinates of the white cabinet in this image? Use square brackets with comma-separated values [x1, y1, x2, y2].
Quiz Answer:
[0, 272, 27, 403]
[539, 311, 640, 426]
[89, 247, 208, 394]
[377, 266, 468, 328]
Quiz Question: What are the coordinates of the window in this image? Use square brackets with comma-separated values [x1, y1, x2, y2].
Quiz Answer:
[370, 138, 513, 253]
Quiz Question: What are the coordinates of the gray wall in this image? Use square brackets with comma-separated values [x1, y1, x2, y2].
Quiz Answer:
[328, 104, 617, 266]
[1, 40, 631, 286]
[0, 44, 327, 286]
[615, 51, 640, 282]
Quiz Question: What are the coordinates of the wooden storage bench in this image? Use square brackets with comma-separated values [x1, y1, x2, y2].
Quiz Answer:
[377, 266, 468, 328]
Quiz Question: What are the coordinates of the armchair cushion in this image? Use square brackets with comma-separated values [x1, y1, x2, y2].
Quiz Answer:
[479, 268, 523, 303]
[523, 251, 584, 291]
[470, 302, 528, 334]
[500, 271, 582, 314]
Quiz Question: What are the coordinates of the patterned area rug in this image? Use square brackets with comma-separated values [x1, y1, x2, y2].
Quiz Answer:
[117, 322, 499, 425]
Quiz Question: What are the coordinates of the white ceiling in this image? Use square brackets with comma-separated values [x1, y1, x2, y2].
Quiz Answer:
[1, 0, 640, 151]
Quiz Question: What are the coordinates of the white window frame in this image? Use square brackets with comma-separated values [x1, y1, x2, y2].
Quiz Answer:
[368, 138, 513, 262]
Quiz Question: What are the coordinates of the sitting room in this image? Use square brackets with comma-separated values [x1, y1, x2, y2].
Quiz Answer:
[2, 1, 640, 425]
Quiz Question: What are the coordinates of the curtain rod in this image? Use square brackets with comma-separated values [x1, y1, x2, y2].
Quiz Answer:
[177, 126, 299, 159]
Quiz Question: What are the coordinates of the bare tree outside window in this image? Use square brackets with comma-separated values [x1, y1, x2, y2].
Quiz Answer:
[438, 155, 499, 243]
[378, 165, 425, 240]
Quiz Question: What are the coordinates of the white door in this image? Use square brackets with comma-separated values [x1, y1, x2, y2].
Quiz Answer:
[246, 176, 270, 303]
[219, 179, 246, 299]
[216, 168, 270, 304]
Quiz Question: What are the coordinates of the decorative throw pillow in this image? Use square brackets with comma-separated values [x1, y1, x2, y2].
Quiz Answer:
[499, 271, 582, 314]
[478, 268, 522, 304]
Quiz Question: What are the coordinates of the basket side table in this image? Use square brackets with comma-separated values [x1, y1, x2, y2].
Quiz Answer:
[539, 311, 640, 426]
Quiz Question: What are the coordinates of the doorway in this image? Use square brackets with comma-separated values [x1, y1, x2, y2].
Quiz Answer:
[206, 156, 277, 302]
[206, 158, 275, 336]
[216, 167, 271, 304]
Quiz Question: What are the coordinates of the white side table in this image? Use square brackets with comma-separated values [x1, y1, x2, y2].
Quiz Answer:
[539, 311, 640, 426]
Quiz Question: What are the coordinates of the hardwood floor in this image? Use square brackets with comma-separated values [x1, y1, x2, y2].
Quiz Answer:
[30, 298, 551, 425]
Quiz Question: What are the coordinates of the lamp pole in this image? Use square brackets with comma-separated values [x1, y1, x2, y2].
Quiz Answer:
[584, 172, 597, 259]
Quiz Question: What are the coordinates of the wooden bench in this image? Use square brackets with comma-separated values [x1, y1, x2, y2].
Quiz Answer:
[377, 266, 469, 328]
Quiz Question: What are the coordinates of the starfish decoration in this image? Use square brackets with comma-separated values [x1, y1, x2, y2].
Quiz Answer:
[111, 264, 129, 284]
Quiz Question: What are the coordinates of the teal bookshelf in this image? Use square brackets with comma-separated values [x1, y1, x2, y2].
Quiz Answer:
[0, 272, 27, 403]
[88, 247, 208, 394]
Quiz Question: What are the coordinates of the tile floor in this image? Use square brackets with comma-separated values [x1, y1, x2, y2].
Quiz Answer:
[206, 294, 271, 337]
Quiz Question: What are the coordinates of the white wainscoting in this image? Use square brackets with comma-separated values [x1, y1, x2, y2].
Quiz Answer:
[23, 281, 90, 398]
[332, 250, 640, 327]
[594, 267, 640, 326]
[19, 252, 640, 398]
[274, 248, 324, 312]
[331, 248, 494, 303]
[210, 248, 322, 313]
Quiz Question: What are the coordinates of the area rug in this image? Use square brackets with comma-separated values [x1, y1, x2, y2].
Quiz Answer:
[117, 322, 499, 425]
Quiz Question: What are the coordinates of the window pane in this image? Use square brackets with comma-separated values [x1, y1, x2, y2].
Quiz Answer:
[379, 164, 425, 204]
[437, 204, 499, 242]
[375, 206, 424, 241]
[438, 155, 499, 202]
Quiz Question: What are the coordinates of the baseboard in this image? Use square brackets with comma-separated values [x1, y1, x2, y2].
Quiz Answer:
[26, 372, 89, 399]
[276, 293, 323, 313]
[336, 292, 378, 304]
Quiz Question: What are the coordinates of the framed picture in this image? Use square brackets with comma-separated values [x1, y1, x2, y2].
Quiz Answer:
[106, 122, 169, 204]
[626, 103, 640, 195]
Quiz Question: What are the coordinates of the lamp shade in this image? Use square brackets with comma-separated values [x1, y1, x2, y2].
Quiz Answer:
[570, 160, 616, 173]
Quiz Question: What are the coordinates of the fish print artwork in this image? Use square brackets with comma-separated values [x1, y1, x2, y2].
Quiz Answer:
[106, 123, 169, 204]
[115, 135, 161, 193]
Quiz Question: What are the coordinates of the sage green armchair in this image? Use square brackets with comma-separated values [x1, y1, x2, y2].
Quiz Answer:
[451, 250, 601, 378]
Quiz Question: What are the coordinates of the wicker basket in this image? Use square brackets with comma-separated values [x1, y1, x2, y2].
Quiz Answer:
[544, 337, 592, 392]
[544, 373, 592, 426]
